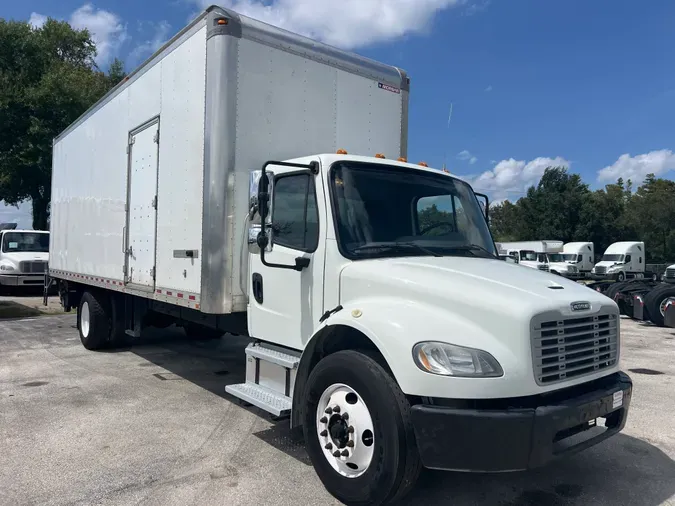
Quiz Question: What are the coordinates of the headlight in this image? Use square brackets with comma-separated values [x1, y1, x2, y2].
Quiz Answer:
[413, 342, 503, 377]
[0, 265, 15, 271]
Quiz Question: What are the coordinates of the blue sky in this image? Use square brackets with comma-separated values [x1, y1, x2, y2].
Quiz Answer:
[3, 0, 675, 227]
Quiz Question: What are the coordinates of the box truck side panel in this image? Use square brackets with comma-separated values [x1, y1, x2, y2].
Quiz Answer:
[51, 18, 208, 301]
[50, 87, 131, 280]
[155, 25, 207, 295]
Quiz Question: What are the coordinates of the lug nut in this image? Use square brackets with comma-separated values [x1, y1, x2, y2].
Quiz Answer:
[333, 450, 341, 457]
[342, 413, 349, 421]
[325, 407, 333, 415]
[346, 440, 354, 448]
[325, 443, 333, 450]
[320, 430, 328, 437]
[348, 426, 355, 434]
[320, 417, 328, 424]
[333, 405, 341, 413]
[341, 450, 349, 457]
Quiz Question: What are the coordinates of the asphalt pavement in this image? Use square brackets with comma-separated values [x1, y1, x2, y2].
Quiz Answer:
[0, 314, 673, 506]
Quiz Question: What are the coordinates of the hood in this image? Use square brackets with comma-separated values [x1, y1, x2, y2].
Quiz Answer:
[340, 256, 612, 322]
[1, 251, 49, 262]
[594, 261, 622, 268]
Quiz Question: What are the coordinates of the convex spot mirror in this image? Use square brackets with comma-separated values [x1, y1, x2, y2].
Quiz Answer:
[248, 170, 274, 251]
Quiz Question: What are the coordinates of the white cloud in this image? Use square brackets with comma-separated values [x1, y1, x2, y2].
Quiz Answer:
[193, 0, 466, 48]
[69, 4, 127, 64]
[469, 156, 570, 200]
[28, 13, 47, 29]
[0, 202, 33, 230]
[484, 85, 492, 92]
[597, 150, 675, 184]
[30, 4, 127, 65]
[129, 21, 172, 65]
[457, 150, 477, 165]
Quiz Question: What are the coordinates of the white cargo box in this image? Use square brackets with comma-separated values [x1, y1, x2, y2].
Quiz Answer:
[50, 5, 409, 315]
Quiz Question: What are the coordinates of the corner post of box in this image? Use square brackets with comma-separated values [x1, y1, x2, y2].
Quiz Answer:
[398, 68, 410, 160]
[200, 7, 242, 314]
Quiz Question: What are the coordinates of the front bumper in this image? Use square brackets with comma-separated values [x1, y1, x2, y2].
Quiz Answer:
[0, 274, 44, 286]
[410, 371, 632, 472]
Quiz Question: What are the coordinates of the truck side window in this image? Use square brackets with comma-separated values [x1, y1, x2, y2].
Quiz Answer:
[272, 173, 319, 252]
[625, 255, 631, 263]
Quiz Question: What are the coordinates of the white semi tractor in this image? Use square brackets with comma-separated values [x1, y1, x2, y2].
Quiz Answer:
[46, 6, 633, 505]
[591, 242, 646, 281]
[0, 227, 50, 291]
[562, 242, 595, 278]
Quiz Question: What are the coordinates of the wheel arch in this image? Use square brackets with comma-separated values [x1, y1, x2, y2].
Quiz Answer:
[291, 323, 392, 429]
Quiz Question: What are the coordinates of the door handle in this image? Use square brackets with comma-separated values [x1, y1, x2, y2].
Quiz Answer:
[252, 273, 263, 304]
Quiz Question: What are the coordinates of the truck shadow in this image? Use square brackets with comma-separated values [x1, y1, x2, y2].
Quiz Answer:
[126, 329, 675, 506]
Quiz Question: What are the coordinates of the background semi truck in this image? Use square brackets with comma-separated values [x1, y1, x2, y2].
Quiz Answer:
[0, 227, 49, 292]
[46, 6, 633, 505]
[496, 240, 581, 277]
[562, 241, 595, 278]
[591, 242, 646, 281]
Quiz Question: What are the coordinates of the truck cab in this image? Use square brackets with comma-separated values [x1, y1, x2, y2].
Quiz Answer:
[0, 229, 49, 290]
[592, 241, 645, 281]
[663, 264, 675, 283]
[561, 242, 595, 278]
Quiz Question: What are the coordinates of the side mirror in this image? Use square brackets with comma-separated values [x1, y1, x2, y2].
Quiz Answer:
[474, 192, 489, 221]
[248, 170, 274, 252]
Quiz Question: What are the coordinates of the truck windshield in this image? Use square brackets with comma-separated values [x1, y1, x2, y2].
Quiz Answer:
[563, 253, 579, 262]
[1, 232, 49, 253]
[329, 162, 496, 260]
[520, 251, 537, 261]
[602, 254, 624, 262]
[548, 253, 565, 262]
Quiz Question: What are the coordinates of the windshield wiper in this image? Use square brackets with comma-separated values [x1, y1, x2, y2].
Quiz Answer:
[352, 242, 442, 257]
[444, 244, 498, 259]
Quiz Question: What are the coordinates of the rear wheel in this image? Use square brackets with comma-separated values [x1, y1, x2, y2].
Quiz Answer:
[645, 285, 675, 327]
[303, 350, 421, 506]
[78, 291, 112, 350]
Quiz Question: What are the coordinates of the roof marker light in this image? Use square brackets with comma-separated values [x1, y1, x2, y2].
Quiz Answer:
[375, 153, 386, 159]
[418, 161, 429, 167]
[398, 157, 407, 162]
[336, 149, 348, 154]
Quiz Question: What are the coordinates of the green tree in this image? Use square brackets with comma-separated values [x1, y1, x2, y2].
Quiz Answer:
[624, 174, 675, 262]
[518, 166, 589, 242]
[489, 200, 525, 241]
[0, 18, 125, 229]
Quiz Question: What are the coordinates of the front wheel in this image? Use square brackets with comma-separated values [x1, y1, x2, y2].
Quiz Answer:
[303, 350, 421, 506]
[617, 272, 626, 282]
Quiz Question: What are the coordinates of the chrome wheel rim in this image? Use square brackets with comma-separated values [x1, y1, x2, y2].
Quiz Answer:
[80, 301, 91, 338]
[316, 383, 375, 478]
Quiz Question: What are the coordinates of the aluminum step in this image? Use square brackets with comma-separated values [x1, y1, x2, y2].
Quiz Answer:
[246, 343, 300, 369]
[225, 382, 292, 417]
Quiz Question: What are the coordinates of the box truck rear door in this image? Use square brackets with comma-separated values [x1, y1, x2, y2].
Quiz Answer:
[124, 118, 160, 291]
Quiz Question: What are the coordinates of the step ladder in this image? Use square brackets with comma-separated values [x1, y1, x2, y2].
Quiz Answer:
[225, 342, 301, 417]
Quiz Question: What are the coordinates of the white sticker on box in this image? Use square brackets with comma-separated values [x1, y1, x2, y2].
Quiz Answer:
[612, 390, 623, 409]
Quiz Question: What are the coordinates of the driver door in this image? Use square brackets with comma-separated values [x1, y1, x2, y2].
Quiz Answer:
[247, 165, 326, 350]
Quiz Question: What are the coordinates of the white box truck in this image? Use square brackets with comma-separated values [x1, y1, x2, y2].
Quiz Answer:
[0, 227, 49, 291]
[46, 6, 633, 505]
[561, 242, 595, 278]
[591, 242, 645, 281]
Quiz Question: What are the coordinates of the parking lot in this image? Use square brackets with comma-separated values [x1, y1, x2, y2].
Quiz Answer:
[0, 309, 674, 506]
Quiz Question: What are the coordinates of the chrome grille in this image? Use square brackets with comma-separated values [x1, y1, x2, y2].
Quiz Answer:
[595, 266, 607, 275]
[666, 268, 675, 279]
[537, 265, 550, 272]
[531, 310, 619, 385]
[19, 261, 47, 274]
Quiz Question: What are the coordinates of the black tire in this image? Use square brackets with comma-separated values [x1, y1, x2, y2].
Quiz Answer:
[616, 272, 626, 282]
[645, 284, 675, 327]
[605, 282, 627, 301]
[78, 291, 112, 350]
[303, 350, 421, 506]
[184, 323, 224, 340]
